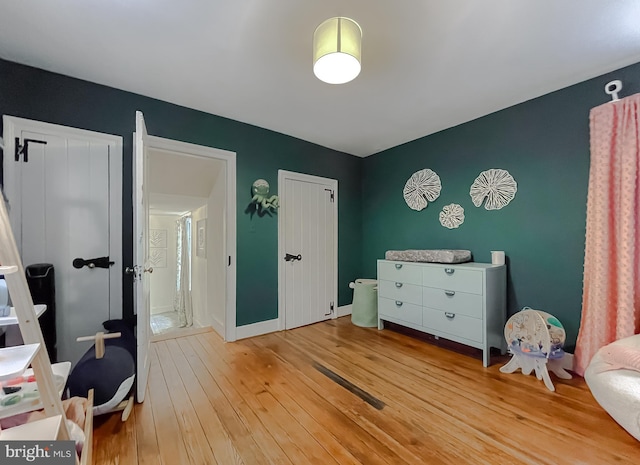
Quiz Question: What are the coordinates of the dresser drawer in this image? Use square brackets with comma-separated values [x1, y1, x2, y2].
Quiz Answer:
[379, 297, 422, 326]
[422, 307, 483, 343]
[378, 261, 422, 285]
[378, 280, 422, 305]
[422, 266, 483, 294]
[422, 287, 483, 319]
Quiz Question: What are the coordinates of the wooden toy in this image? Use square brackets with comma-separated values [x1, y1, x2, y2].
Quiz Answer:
[500, 308, 572, 391]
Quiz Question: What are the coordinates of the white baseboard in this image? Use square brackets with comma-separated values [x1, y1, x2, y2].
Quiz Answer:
[192, 316, 205, 329]
[151, 305, 173, 315]
[236, 308, 352, 340]
[236, 318, 280, 340]
[211, 316, 224, 338]
[337, 304, 352, 318]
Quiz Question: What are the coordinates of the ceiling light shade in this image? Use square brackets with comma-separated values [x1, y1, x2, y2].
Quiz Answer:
[313, 17, 362, 84]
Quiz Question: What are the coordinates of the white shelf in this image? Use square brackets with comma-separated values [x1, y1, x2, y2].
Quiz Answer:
[0, 361, 71, 420]
[0, 304, 47, 327]
[0, 414, 62, 440]
[0, 265, 18, 275]
[0, 343, 40, 381]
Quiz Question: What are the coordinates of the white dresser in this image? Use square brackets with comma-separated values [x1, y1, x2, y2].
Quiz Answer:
[377, 259, 506, 367]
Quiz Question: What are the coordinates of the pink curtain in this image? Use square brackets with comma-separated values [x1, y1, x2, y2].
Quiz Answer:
[574, 93, 640, 376]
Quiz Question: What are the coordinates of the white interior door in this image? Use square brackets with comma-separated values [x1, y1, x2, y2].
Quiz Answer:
[2, 116, 122, 366]
[278, 171, 337, 330]
[133, 111, 151, 402]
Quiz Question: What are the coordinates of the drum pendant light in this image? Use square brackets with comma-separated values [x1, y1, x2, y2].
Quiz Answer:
[313, 17, 362, 84]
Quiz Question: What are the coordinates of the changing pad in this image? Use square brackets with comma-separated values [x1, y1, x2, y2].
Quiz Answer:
[385, 249, 472, 264]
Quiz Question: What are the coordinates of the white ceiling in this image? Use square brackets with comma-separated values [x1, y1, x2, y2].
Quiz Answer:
[148, 147, 223, 214]
[1, 1, 640, 157]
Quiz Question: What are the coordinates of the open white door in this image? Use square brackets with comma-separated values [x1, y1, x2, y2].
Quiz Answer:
[134, 111, 151, 402]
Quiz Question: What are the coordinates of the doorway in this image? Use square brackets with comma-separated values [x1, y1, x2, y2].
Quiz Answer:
[144, 142, 236, 341]
[148, 212, 192, 336]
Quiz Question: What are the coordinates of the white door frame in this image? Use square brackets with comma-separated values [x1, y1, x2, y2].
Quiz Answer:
[2, 115, 123, 321]
[143, 134, 237, 341]
[277, 170, 338, 330]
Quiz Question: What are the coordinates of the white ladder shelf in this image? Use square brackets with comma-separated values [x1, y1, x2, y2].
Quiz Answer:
[0, 195, 92, 464]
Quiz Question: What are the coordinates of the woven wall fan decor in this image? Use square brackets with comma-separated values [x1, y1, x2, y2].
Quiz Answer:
[439, 203, 465, 229]
[403, 169, 441, 211]
[469, 168, 517, 210]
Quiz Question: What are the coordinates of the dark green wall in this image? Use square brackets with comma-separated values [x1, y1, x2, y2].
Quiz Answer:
[3, 57, 639, 339]
[362, 61, 640, 348]
[0, 58, 363, 326]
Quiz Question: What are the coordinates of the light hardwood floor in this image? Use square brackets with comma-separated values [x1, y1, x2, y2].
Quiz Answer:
[93, 317, 639, 464]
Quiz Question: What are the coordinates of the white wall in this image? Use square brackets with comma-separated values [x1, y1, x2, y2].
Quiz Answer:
[149, 214, 179, 315]
[191, 205, 208, 327]
[208, 169, 226, 336]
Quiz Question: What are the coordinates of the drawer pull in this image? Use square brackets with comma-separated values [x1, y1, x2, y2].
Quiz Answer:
[395, 263, 403, 269]
[395, 282, 403, 288]
[444, 290, 455, 297]
[444, 268, 455, 275]
[395, 301, 403, 307]
[445, 312, 455, 319]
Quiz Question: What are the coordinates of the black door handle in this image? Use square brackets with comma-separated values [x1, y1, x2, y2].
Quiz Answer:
[73, 256, 114, 269]
[284, 253, 302, 262]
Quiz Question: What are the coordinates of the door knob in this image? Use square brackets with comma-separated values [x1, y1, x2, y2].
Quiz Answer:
[73, 256, 114, 269]
[124, 266, 152, 275]
[284, 253, 302, 262]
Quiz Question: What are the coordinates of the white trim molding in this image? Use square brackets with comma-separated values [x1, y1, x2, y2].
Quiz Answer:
[143, 134, 237, 342]
[337, 304, 353, 318]
[211, 315, 224, 338]
[236, 318, 280, 340]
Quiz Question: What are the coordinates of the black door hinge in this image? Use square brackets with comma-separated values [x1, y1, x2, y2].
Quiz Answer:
[325, 302, 335, 316]
[324, 188, 335, 202]
[15, 137, 47, 163]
